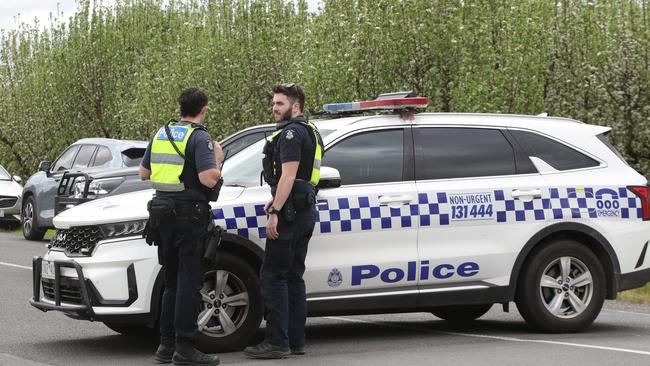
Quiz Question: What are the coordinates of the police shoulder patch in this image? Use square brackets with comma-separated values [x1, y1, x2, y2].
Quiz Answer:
[284, 129, 295, 140]
[207, 140, 214, 151]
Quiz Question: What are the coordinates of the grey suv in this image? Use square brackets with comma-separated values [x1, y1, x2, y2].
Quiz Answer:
[21, 138, 148, 240]
[21, 125, 276, 241]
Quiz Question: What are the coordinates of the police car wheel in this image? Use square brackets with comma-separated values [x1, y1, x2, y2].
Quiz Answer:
[195, 252, 263, 352]
[515, 239, 605, 333]
[22, 196, 45, 241]
[431, 304, 492, 322]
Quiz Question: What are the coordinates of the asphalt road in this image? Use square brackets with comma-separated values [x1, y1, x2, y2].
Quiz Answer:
[2, 232, 650, 366]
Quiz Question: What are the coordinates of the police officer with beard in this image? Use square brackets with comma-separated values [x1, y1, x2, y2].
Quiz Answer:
[139, 87, 222, 366]
[244, 84, 323, 359]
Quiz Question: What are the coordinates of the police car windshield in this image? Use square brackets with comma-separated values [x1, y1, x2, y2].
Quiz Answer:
[0, 165, 10, 180]
[222, 129, 334, 187]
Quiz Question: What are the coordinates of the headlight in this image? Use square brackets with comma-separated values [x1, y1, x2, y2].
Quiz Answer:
[73, 177, 125, 198]
[99, 219, 147, 239]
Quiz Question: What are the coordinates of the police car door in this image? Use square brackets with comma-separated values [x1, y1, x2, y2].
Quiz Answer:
[413, 125, 548, 302]
[305, 126, 419, 308]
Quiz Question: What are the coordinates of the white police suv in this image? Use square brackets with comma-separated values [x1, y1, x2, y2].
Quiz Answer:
[30, 93, 650, 352]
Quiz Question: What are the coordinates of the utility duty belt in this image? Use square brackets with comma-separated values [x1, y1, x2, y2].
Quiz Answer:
[147, 196, 211, 222]
[280, 190, 316, 223]
[143, 196, 222, 265]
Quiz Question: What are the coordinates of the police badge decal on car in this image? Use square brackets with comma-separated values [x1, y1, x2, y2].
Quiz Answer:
[327, 268, 343, 287]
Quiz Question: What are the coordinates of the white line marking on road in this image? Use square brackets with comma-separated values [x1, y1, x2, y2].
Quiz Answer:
[605, 309, 650, 317]
[0, 261, 31, 270]
[0, 353, 53, 365]
[325, 316, 650, 357]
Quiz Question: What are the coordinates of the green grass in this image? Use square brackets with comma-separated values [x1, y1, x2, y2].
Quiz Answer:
[0, 226, 55, 241]
[619, 283, 650, 304]
[0, 224, 21, 235]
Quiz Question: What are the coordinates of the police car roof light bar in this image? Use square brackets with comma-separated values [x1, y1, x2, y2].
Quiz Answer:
[322, 92, 429, 115]
[375, 91, 417, 100]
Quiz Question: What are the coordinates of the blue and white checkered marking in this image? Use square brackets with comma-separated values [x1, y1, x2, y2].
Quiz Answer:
[315, 196, 415, 234]
[211, 187, 642, 240]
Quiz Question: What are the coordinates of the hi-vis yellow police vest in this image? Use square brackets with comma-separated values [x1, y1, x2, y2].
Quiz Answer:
[269, 120, 322, 186]
[150, 124, 198, 192]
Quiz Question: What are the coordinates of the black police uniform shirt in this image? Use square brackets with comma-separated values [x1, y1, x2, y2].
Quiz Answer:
[274, 115, 322, 195]
[142, 121, 217, 202]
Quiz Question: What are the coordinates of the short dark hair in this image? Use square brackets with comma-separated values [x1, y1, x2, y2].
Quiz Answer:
[273, 83, 305, 112]
[178, 87, 208, 117]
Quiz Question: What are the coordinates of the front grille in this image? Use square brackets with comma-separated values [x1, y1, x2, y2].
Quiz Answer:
[50, 226, 103, 256]
[0, 195, 17, 208]
[42, 278, 84, 305]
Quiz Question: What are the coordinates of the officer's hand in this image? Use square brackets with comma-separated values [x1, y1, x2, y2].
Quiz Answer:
[266, 213, 279, 240]
[213, 141, 224, 165]
[264, 199, 273, 215]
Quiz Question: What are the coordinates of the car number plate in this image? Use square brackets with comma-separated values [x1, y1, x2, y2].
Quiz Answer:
[42, 260, 55, 279]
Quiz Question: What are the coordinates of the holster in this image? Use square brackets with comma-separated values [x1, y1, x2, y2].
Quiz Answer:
[202, 221, 223, 265]
[281, 191, 316, 223]
[293, 191, 316, 212]
[143, 196, 176, 247]
[148, 196, 176, 220]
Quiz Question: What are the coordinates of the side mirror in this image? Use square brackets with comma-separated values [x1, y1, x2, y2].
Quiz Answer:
[12, 175, 21, 183]
[317, 166, 341, 189]
[38, 161, 51, 172]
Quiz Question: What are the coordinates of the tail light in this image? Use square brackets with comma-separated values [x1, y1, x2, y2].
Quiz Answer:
[628, 186, 650, 221]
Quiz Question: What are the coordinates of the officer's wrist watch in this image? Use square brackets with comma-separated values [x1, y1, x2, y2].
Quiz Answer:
[267, 206, 280, 215]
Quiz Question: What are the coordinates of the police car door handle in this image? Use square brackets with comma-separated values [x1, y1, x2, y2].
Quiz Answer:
[378, 195, 413, 206]
[512, 189, 542, 199]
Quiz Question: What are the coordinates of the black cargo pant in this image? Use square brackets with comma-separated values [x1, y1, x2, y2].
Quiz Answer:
[157, 217, 208, 345]
[260, 207, 316, 349]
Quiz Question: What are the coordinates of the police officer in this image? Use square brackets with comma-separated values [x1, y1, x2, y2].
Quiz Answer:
[139, 87, 222, 366]
[244, 83, 323, 359]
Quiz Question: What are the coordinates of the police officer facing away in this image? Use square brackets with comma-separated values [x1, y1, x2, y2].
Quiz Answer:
[244, 84, 323, 359]
[139, 88, 223, 366]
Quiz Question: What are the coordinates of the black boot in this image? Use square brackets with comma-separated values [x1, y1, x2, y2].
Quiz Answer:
[244, 341, 290, 359]
[155, 342, 175, 364]
[172, 344, 220, 366]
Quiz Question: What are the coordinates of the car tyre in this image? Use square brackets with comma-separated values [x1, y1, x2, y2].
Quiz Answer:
[195, 252, 263, 352]
[515, 239, 605, 333]
[431, 304, 493, 322]
[22, 196, 45, 241]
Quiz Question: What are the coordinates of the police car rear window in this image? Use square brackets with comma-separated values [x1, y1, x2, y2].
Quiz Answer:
[414, 127, 516, 180]
[122, 148, 145, 167]
[597, 133, 628, 165]
[510, 130, 599, 171]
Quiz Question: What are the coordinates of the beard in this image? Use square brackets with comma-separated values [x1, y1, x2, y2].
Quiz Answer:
[275, 108, 293, 123]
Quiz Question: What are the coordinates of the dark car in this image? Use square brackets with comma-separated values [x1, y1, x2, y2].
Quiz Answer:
[21, 125, 275, 241]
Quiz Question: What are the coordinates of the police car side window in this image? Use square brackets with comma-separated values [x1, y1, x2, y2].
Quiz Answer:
[415, 127, 516, 180]
[511, 130, 599, 171]
[52, 146, 80, 172]
[223, 132, 266, 157]
[322, 129, 404, 185]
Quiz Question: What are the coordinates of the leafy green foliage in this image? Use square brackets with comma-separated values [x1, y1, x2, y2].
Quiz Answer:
[2, 0, 650, 178]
